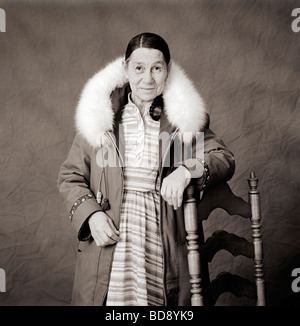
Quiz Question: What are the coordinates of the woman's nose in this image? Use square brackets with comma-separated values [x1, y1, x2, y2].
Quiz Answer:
[143, 69, 154, 84]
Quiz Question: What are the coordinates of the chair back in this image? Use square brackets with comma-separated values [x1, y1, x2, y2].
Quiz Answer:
[183, 172, 266, 306]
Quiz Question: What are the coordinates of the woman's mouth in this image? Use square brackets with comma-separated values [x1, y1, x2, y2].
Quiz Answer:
[140, 87, 155, 92]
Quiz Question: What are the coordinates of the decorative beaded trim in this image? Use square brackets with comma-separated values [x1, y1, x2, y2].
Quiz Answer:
[69, 194, 94, 221]
[199, 159, 210, 190]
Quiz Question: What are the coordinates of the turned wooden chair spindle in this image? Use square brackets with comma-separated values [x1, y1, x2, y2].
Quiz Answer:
[248, 172, 266, 306]
[183, 185, 204, 306]
[183, 172, 266, 306]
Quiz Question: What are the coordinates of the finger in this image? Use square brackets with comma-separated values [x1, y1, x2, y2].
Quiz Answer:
[173, 189, 184, 210]
[161, 190, 168, 204]
[172, 195, 179, 210]
[165, 186, 172, 200]
[161, 193, 168, 203]
[104, 222, 120, 242]
[97, 233, 112, 247]
[176, 188, 184, 208]
[167, 197, 173, 206]
[105, 227, 120, 242]
[97, 226, 119, 246]
[177, 194, 183, 208]
[106, 237, 118, 245]
[164, 188, 173, 206]
[90, 228, 101, 246]
[103, 235, 118, 246]
[102, 234, 117, 246]
[96, 236, 106, 247]
[97, 232, 108, 247]
[107, 218, 120, 235]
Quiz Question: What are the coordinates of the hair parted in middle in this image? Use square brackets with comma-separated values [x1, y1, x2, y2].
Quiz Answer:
[125, 32, 171, 65]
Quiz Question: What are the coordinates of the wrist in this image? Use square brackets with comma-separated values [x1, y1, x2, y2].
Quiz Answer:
[89, 210, 106, 223]
[179, 164, 192, 180]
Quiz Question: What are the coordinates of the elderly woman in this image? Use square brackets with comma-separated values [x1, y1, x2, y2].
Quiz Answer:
[58, 33, 235, 306]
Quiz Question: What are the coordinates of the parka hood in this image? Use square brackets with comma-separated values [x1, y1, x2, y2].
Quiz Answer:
[75, 57, 208, 147]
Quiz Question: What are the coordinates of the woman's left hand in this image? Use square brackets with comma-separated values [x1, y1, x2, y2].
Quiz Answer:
[160, 166, 191, 210]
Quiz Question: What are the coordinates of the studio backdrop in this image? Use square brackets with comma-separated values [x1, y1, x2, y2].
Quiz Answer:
[0, 0, 299, 305]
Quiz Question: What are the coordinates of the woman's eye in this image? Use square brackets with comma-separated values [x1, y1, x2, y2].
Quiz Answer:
[135, 66, 143, 72]
[153, 66, 162, 72]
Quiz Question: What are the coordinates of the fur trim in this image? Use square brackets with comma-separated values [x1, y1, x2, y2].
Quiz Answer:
[76, 57, 207, 147]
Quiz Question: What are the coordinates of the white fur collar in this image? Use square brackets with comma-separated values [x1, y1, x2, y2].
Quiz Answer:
[76, 57, 207, 147]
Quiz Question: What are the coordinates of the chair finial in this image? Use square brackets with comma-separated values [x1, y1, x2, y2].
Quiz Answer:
[248, 172, 258, 191]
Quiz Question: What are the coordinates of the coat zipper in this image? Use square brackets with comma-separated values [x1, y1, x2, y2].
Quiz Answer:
[105, 131, 125, 227]
[158, 127, 179, 305]
[101, 131, 124, 305]
[104, 131, 125, 169]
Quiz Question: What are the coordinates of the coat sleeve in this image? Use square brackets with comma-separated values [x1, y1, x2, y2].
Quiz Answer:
[202, 127, 235, 186]
[57, 133, 101, 241]
[178, 127, 235, 190]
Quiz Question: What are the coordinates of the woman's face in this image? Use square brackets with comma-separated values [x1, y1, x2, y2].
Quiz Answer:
[124, 48, 168, 107]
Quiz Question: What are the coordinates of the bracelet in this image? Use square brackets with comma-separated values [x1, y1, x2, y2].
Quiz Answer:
[199, 159, 210, 190]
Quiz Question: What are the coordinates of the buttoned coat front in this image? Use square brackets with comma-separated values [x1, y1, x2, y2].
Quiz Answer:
[58, 58, 235, 306]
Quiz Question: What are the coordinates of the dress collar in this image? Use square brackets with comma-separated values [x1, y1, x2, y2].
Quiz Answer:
[126, 92, 152, 119]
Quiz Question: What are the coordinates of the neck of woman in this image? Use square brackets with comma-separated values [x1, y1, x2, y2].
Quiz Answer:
[131, 94, 152, 115]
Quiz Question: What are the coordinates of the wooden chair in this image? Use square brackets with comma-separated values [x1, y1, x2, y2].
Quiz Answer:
[183, 172, 266, 306]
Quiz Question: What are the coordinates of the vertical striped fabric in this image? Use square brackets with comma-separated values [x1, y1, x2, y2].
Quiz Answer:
[106, 96, 164, 306]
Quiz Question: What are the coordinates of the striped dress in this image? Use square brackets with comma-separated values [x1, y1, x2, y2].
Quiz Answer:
[106, 95, 164, 306]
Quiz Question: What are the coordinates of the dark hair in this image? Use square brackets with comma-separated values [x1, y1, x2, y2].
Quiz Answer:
[125, 32, 171, 64]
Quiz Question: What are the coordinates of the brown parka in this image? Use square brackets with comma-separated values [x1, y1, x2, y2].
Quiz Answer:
[57, 58, 235, 306]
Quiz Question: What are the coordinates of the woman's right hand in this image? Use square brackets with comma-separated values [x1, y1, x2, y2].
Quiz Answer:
[88, 211, 120, 247]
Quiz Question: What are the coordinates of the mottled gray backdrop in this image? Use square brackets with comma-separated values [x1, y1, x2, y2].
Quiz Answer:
[0, 0, 300, 305]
